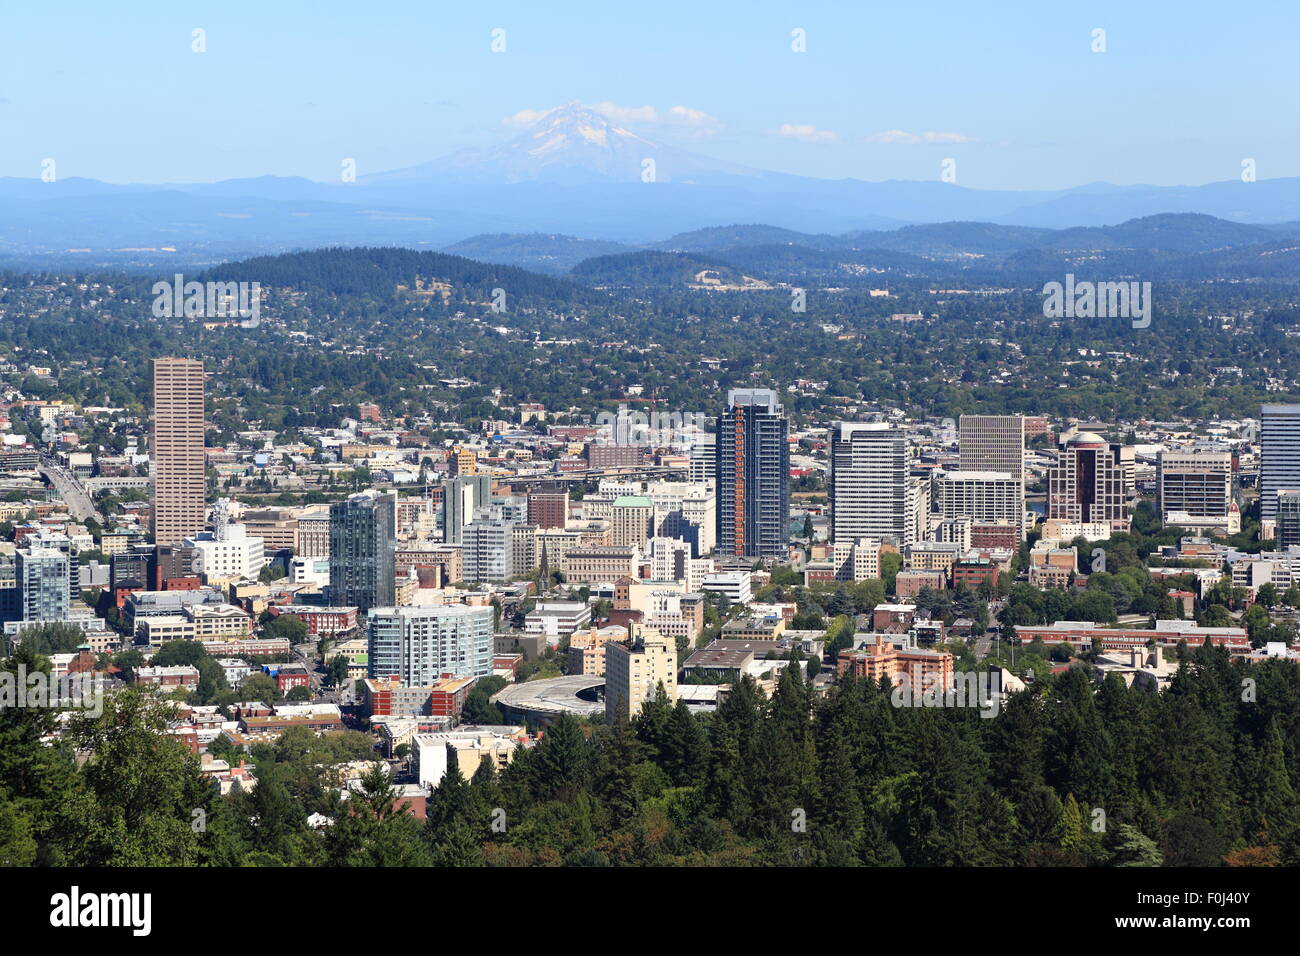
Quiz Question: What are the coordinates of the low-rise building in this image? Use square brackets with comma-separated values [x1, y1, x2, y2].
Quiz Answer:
[836, 635, 954, 690]
[134, 665, 200, 691]
[412, 726, 528, 788]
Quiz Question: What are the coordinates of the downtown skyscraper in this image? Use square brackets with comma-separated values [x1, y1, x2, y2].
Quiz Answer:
[830, 423, 921, 547]
[957, 414, 1026, 540]
[329, 490, 396, 614]
[959, 414, 1025, 477]
[716, 389, 789, 558]
[151, 357, 207, 547]
[1047, 432, 1129, 532]
[1260, 404, 1300, 525]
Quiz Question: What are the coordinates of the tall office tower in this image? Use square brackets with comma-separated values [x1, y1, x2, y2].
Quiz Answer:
[933, 471, 1023, 536]
[689, 435, 716, 484]
[1047, 433, 1129, 531]
[958, 414, 1025, 478]
[151, 357, 206, 547]
[511, 523, 537, 578]
[110, 545, 155, 594]
[329, 491, 396, 614]
[830, 423, 915, 546]
[908, 475, 929, 547]
[26, 531, 76, 605]
[15, 546, 70, 622]
[366, 604, 495, 683]
[604, 623, 678, 723]
[716, 389, 790, 557]
[1157, 449, 1233, 522]
[439, 475, 493, 545]
[1261, 405, 1300, 523]
[1116, 443, 1137, 498]
[958, 414, 1025, 538]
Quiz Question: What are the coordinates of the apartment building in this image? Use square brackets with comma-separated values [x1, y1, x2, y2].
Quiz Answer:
[367, 604, 495, 684]
[604, 624, 678, 722]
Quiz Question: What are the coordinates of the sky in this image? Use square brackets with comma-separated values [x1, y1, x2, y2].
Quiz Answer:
[1, 0, 1295, 190]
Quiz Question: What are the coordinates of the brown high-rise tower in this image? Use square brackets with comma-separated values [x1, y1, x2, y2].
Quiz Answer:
[151, 357, 206, 546]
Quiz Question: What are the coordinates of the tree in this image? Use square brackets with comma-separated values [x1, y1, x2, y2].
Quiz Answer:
[324, 655, 351, 687]
[531, 713, 590, 802]
[59, 687, 215, 865]
[152, 639, 207, 667]
[1162, 813, 1225, 867]
[1107, 824, 1163, 867]
[462, 681, 505, 724]
[0, 794, 37, 866]
[241, 671, 282, 702]
[9, 622, 87, 656]
[1069, 589, 1117, 623]
[1202, 603, 1234, 628]
[258, 563, 287, 583]
[263, 613, 309, 645]
[880, 552, 903, 595]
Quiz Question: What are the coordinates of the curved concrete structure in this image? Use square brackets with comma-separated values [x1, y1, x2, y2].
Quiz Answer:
[492, 674, 604, 724]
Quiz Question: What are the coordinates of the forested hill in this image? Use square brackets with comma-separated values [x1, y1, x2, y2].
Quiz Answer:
[198, 246, 592, 305]
[569, 250, 762, 289]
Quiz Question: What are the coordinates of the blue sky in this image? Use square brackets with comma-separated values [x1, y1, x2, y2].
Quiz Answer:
[1, 0, 1294, 190]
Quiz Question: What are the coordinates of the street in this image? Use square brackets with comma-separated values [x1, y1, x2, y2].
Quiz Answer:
[38, 458, 103, 524]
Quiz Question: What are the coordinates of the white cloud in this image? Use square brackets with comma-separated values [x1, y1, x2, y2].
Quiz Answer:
[592, 101, 660, 125]
[502, 107, 555, 128]
[667, 105, 716, 127]
[502, 102, 721, 133]
[779, 123, 839, 143]
[863, 129, 973, 145]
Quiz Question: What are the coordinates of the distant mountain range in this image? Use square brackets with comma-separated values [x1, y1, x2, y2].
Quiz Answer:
[446, 214, 1300, 284]
[6, 102, 1300, 271]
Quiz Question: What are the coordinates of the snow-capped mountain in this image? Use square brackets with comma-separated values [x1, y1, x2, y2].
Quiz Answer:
[363, 102, 769, 185]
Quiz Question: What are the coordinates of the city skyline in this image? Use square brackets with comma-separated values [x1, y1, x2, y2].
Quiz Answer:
[3, 0, 1296, 905]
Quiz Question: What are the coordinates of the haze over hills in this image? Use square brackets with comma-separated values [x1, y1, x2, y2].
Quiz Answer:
[7, 103, 1300, 270]
[441, 213, 1300, 281]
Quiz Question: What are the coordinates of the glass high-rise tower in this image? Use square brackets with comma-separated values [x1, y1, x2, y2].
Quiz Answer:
[329, 491, 396, 614]
[716, 389, 789, 558]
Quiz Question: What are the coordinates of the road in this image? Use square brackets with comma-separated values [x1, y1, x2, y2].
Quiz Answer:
[291, 639, 353, 706]
[39, 459, 102, 524]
